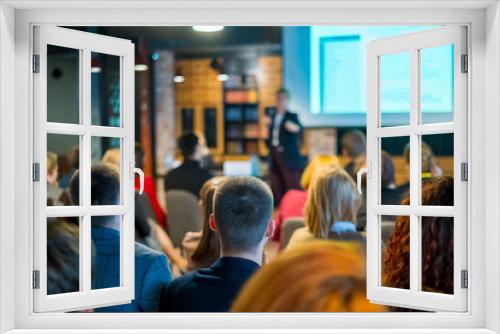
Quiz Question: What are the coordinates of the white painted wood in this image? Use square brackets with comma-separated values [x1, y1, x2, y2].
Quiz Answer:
[366, 26, 468, 312]
[32, 26, 134, 313]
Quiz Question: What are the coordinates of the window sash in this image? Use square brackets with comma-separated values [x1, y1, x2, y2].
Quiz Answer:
[32, 26, 136, 313]
[366, 26, 468, 312]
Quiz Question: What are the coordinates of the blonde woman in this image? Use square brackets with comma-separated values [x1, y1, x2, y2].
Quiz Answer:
[287, 167, 362, 249]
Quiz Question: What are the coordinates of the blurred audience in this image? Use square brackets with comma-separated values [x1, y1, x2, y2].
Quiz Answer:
[288, 167, 362, 249]
[182, 177, 227, 271]
[273, 155, 340, 243]
[47, 219, 80, 295]
[70, 163, 171, 312]
[341, 130, 366, 178]
[231, 241, 385, 312]
[383, 176, 454, 295]
[164, 132, 213, 198]
[159, 177, 274, 312]
[46, 151, 71, 206]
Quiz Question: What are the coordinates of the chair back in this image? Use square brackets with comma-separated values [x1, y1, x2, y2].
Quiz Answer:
[166, 190, 202, 248]
[280, 217, 305, 248]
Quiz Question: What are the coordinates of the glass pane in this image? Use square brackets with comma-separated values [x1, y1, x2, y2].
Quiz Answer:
[420, 45, 454, 124]
[47, 45, 80, 124]
[380, 52, 410, 127]
[47, 133, 80, 205]
[91, 216, 121, 289]
[421, 216, 454, 294]
[91, 137, 122, 205]
[47, 217, 80, 295]
[381, 215, 410, 290]
[421, 133, 454, 206]
[380, 136, 410, 205]
[91, 53, 121, 127]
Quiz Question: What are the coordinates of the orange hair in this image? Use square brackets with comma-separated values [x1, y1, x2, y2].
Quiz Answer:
[231, 240, 386, 312]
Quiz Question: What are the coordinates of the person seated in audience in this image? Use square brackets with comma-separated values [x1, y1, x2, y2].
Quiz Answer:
[355, 151, 405, 231]
[70, 163, 172, 312]
[135, 144, 167, 229]
[194, 130, 216, 172]
[164, 132, 213, 198]
[182, 177, 226, 271]
[231, 240, 385, 312]
[47, 219, 81, 295]
[287, 167, 362, 249]
[101, 148, 188, 274]
[58, 146, 79, 189]
[341, 130, 366, 178]
[273, 155, 340, 244]
[159, 176, 274, 312]
[46, 151, 71, 206]
[397, 141, 443, 197]
[383, 176, 453, 296]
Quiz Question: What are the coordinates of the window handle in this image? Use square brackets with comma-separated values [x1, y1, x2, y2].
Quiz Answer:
[130, 162, 145, 195]
[356, 165, 370, 195]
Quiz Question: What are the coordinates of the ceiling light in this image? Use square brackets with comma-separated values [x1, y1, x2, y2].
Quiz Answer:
[135, 64, 149, 72]
[91, 67, 102, 74]
[193, 26, 224, 33]
[217, 74, 229, 82]
[174, 75, 185, 83]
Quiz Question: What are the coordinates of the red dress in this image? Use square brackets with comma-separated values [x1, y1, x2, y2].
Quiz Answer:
[135, 176, 167, 228]
[272, 189, 308, 242]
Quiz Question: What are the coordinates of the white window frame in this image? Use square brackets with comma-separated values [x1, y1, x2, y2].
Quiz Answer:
[32, 26, 136, 312]
[0, 1, 499, 333]
[365, 26, 468, 312]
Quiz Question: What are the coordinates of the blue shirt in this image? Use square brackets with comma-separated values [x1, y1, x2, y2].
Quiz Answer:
[159, 257, 260, 312]
[91, 226, 172, 312]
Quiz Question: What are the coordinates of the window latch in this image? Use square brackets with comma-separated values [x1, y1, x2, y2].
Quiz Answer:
[33, 270, 40, 289]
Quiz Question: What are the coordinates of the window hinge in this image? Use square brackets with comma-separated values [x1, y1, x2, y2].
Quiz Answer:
[32, 55, 40, 73]
[461, 162, 468, 182]
[32, 270, 40, 289]
[461, 54, 468, 73]
[461, 270, 468, 289]
[32, 163, 40, 182]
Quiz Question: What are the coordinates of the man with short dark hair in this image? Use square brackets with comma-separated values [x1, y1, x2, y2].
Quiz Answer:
[341, 130, 366, 178]
[70, 163, 172, 312]
[164, 132, 213, 197]
[159, 176, 274, 312]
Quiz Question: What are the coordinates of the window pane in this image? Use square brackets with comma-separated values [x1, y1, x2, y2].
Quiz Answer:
[47, 133, 80, 206]
[421, 133, 454, 206]
[381, 215, 410, 290]
[421, 216, 454, 294]
[380, 52, 410, 127]
[420, 45, 454, 124]
[47, 217, 80, 295]
[91, 137, 122, 205]
[47, 45, 80, 124]
[91, 216, 121, 289]
[380, 136, 410, 205]
[91, 53, 121, 127]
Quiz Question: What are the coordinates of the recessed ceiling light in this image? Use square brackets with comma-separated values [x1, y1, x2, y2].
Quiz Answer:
[174, 75, 185, 83]
[134, 64, 149, 72]
[217, 73, 229, 82]
[193, 26, 224, 33]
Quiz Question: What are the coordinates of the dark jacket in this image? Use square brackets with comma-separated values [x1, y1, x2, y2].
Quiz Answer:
[164, 160, 212, 198]
[267, 110, 305, 170]
[91, 226, 171, 312]
[158, 257, 260, 312]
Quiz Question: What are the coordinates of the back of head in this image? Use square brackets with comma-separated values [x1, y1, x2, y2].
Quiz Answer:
[69, 163, 120, 226]
[305, 167, 360, 239]
[178, 132, 199, 160]
[47, 151, 58, 175]
[403, 141, 437, 174]
[231, 240, 385, 312]
[102, 148, 121, 167]
[300, 155, 340, 190]
[213, 176, 273, 253]
[341, 130, 366, 160]
[191, 176, 227, 268]
[383, 176, 454, 293]
[381, 151, 396, 188]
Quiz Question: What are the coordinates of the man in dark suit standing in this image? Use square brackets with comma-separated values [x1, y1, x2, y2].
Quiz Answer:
[266, 88, 305, 205]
